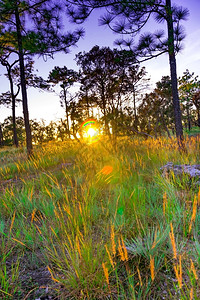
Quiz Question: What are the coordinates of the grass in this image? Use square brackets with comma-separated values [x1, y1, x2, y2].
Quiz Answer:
[0, 135, 200, 299]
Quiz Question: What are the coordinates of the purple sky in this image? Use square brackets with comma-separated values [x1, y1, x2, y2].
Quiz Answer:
[1, 0, 200, 124]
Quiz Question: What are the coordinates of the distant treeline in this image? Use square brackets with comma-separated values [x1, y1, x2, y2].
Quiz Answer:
[1, 45, 200, 148]
[1, 69, 200, 146]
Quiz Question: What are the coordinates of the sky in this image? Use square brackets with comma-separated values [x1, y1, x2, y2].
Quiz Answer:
[0, 0, 200, 124]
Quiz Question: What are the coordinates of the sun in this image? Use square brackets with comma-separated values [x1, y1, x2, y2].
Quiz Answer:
[81, 119, 100, 143]
[87, 127, 97, 138]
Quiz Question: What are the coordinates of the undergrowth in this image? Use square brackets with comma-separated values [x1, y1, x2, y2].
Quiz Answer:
[0, 136, 200, 299]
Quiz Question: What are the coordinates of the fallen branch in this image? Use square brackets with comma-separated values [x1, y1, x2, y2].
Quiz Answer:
[120, 123, 155, 139]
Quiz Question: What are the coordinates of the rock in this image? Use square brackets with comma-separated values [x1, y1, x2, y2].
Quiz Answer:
[160, 162, 200, 182]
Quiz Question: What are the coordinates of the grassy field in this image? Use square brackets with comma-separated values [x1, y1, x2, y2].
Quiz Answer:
[0, 136, 200, 299]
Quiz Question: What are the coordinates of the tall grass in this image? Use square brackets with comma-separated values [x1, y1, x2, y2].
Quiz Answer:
[0, 136, 200, 299]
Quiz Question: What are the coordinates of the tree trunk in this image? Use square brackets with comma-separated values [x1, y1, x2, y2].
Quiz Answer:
[7, 67, 19, 147]
[63, 88, 70, 138]
[0, 123, 4, 146]
[154, 115, 159, 138]
[133, 86, 138, 129]
[198, 111, 200, 127]
[15, 5, 33, 157]
[101, 80, 110, 136]
[85, 89, 90, 118]
[186, 105, 191, 131]
[161, 110, 171, 138]
[193, 93, 200, 127]
[166, 0, 184, 149]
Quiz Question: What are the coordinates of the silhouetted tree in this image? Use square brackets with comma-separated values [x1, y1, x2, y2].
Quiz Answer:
[30, 119, 44, 145]
[0, 54, 20, 147]
[0, 0, 84, 157]
[57, 119, 69, 141]
[155, 76, 174, 136]
[48, 66, 79, 138]
[68, 99, 83, 140]
[0, 56, 50, 147]
[123, 65, 150, 129]
[178, 70, 200, 130]
[1, 116, 25, 146]
[12, 58, 51, 91]
[138, 76, 174, 137]
[76, 46, 136, 137]
[0, 123, 4, 146]
[77, 70, 99, 119]
[67, 0, 189, 148]
[76, 46, 115, 135]
[193, 91, 200, 127]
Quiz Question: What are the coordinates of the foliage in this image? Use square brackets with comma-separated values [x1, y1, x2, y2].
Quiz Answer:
[0, 0, 84, 57]
[48, 66, 79, 138]
[76, 45, 148, 138]
[1, 116, 25, 146]
[67, 0, 188, 59]
[138, 76, 174, 137]
[0, 56, 50, 147]
[178, 69, 200, 129]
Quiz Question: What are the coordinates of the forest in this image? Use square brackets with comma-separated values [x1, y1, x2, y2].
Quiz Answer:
[0, 0, 200, 299]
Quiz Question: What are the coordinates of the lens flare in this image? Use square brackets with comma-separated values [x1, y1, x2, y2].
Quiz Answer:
[101, 165, 113, 175]
[81, 119, 100, 144]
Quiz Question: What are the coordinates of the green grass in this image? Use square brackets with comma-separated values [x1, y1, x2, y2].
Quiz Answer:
[0, 136, 200, 299]
[185, 126, 200, 137]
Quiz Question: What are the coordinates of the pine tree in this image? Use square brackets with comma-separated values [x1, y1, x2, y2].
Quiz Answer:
[0, 0, 84, 156]
[67, 0, 189, 148]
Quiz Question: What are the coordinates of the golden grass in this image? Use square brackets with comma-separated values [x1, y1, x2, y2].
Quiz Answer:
[1, 135, 200, 299]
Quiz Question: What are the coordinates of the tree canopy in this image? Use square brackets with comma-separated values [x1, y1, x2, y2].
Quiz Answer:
[66, 0, 189, 148]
